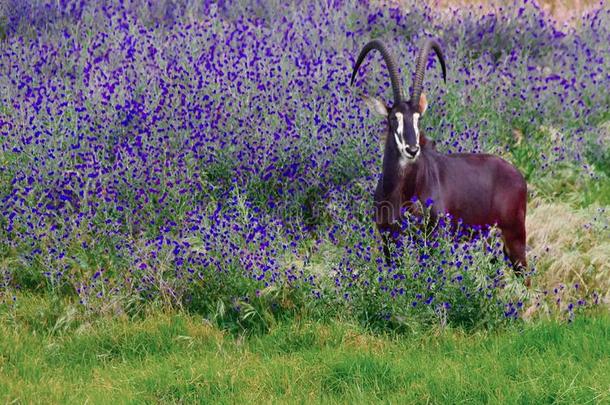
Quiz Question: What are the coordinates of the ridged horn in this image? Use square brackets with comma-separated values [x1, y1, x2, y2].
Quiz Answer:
[350, 39, 403, 105]
[410, 38, 447, 108]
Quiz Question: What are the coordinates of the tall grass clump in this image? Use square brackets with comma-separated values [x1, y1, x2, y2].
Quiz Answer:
[1, 0, 608, 331]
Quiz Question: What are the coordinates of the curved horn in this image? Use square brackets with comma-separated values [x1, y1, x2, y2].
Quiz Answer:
[410, 38, 447, 108]
[350, 39, 402, 105]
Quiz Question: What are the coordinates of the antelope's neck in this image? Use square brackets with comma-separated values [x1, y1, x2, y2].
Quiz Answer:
[380, 147, 421, 199]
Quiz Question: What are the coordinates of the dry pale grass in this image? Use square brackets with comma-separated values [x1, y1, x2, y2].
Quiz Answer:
[431, 0, 600, 23]
[428, 0, 600, 26]
[526, 198, 609, 305]
[343, 329, 391, 353]
[375, 0, 602, 27]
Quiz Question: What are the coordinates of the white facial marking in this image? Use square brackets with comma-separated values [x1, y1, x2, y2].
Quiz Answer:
[393, 112, 407, 153]
[395, 112, 404, 136]
[413, 113, 420, 145]
[393, 112, 420, 165]
[413, 113, 419, 146]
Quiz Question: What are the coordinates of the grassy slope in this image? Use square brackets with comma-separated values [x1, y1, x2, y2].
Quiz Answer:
[1, 296, 609, 404]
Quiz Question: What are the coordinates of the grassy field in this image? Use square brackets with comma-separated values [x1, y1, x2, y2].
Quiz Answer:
[1, 295, 609, 404]
[1, 0, 609, 402]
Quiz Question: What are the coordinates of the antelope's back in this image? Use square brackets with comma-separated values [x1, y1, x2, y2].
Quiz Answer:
[438, 153, 526, 227]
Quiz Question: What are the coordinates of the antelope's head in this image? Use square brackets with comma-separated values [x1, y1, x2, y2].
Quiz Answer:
[350, 39, 446, 164]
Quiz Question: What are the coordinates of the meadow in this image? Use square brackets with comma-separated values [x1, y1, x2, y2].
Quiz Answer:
[1, 298, 610, 403]
[0, 0, 609, 402]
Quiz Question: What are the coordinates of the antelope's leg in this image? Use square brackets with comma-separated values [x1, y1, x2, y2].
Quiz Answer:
[502, 225, 527, 278]
[378, 223, 402, 267]
[381, 232, 393, 266]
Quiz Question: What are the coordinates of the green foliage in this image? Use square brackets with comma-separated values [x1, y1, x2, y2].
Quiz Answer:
[319, 202, 530, 332]
[1, 296, 609, 403]
[184, 278, 309, 335]
[1, 0, 608, 337]
[585, 134, 610, 178]
[533, 165, 610, 207]
[322, 355, 398, 396]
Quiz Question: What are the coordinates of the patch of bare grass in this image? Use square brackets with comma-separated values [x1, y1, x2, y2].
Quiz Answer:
[526, 198, 609, 306]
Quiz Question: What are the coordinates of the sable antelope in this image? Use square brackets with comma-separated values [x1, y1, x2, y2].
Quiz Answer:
[350, 39, 528, 278]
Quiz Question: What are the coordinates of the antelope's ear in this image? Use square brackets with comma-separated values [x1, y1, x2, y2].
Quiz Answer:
[363, 96, 388, 117]
[418, 93, 428, 115]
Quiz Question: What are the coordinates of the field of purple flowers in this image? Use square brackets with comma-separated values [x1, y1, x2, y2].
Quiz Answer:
[1, 0, 608, 331]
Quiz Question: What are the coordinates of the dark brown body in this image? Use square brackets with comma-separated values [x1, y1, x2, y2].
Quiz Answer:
[375, 139, 527, 273]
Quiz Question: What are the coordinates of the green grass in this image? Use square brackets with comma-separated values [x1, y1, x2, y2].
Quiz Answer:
[1, 295, 609, 403]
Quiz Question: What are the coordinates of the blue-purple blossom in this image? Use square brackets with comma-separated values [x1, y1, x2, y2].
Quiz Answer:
[0, 0, 606, 327]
